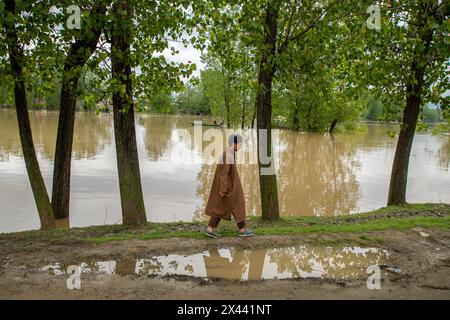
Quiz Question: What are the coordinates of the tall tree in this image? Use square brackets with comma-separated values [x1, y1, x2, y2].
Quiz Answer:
[255, 0, 281, 220]
[249, 0, 346, 219]
[3, 0, 54, 229]
[387, 1, 448, 205]
[350, 1, 449, 205]
[52, 2, 106, 219]
[110, 0, 147, 225]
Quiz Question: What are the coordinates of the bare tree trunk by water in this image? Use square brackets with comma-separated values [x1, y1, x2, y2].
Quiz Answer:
[387, 4, 434, 206]
[221, 63, 231, 128]
[256, 0, 280, 220]
[387, 61, 426, 206]
[251, 105, 256, 129]
[224, 88, 231, 128]
[111, 1, 147, 225]
[241, 87, 246, 129]
[52, 3, 105, 219]
[329, 119, 338, 134]
[4, 0, 54, 229]
[292, 95, 301, 130]
[306, 104, 313, 132]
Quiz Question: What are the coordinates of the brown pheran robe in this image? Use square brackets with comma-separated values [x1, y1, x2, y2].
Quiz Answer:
[205, 148, 246, 223]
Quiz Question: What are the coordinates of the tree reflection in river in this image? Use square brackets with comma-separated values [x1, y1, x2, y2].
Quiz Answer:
[437, 135, 450, 171]
[0, 110, 111, 161]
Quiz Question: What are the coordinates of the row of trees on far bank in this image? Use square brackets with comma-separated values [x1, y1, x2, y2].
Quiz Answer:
[1, 0, 448, 228]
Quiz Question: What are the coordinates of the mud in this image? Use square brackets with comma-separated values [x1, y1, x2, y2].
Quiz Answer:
[1, 228, 449, 299]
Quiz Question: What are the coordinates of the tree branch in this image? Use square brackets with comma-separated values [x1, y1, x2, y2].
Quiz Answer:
[278, 0, 340, 55]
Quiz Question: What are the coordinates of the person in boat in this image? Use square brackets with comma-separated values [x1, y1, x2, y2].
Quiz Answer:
[204, 134, 254, 238]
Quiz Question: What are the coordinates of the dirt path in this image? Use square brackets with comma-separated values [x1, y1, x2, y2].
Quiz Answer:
[1, 228, 449, 299]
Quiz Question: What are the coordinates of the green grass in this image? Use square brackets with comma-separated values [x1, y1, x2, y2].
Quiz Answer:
[0, 203, 448, 244]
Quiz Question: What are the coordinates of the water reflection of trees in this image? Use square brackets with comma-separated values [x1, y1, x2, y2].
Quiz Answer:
[437, 135, 450, 171]
[137, 115, 183, 161]
[42, 245, 388, 281]
[265, 246, 387, 280]
[115, 258, 137, 276]
[129, 246, 387, 281]
[277, 131, 361, 216]
[0, 111, 112, 161]
[72, 113, 112, 160]
[203, 248, 251, 280]
[193, 163, 215, 222]
[0, 110, 23, 160]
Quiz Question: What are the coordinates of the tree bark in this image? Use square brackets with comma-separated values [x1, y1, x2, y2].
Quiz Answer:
[52, 3, 105, 219]
[387, 61, 426, 205]
[111, 1, 147, 225]
[4, 0, 54, 229]
[256, 0, 280, 220]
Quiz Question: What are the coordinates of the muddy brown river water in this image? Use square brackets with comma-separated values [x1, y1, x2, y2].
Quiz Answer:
[0, 110, 449, 232]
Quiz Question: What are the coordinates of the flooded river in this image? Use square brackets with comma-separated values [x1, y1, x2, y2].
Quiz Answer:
[0, 110, 449, 232]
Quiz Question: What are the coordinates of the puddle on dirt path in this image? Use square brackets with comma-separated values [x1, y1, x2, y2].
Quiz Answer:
[40, 245, 391, 281]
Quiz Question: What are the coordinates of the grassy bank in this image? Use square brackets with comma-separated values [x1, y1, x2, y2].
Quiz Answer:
[0, 203, 448, 244]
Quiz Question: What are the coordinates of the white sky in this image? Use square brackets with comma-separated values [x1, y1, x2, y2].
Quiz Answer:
[162, 40, 205, 79]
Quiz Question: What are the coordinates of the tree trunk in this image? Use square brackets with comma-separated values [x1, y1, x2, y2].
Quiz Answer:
[251, 105, 256, 128]
[225, 92, 231, 128]
[256, 0, 280, 220]
[329, 119, 338, 134]
[387, 61, 425, 205]
[292, 95, 301, 130]
[223, 69, 231, 128]
[387, 4, 433, 206]
[4, 0, 54, 229]
[306, 103, 313, 131]
[52, 4, 105, 218]
[111, 1, 147, 225]
[241, 87, 246, 129]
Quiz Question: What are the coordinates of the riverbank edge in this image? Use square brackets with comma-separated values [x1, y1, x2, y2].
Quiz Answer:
[0, 203, 448, 245]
